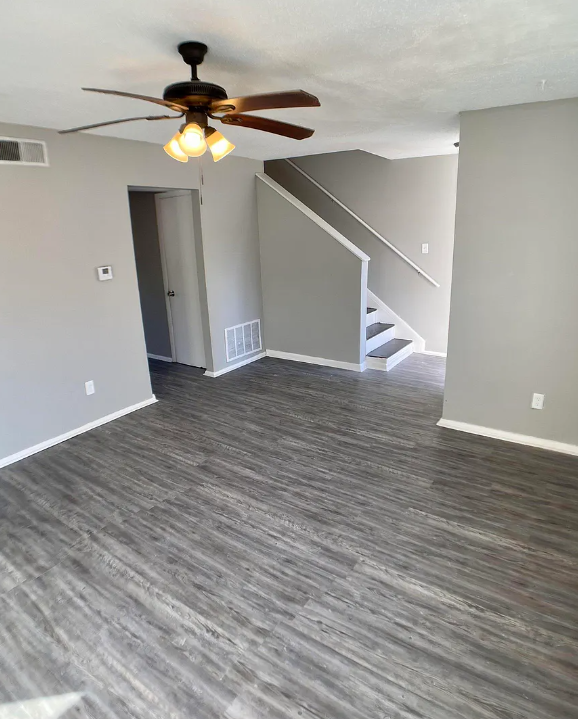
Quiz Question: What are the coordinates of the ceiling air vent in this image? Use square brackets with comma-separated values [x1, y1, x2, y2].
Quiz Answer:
[0, 137, 48, 166]
[225, 319, 262, 362]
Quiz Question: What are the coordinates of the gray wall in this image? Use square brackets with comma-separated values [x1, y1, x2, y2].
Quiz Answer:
[443, 99, 578, 446]
[190, 189, 213, 372]
[266, 151, 457, 353]
[0, 121, 263, 461]
[199, 155, 264, 373]
[257, 176, 366, 366]
[128, 192, 172, 359]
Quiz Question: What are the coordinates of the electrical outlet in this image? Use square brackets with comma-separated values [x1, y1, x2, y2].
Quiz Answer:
[85, 380, 95, 396]
[531, 392, 544, 410]
[421, 243, 429, 254]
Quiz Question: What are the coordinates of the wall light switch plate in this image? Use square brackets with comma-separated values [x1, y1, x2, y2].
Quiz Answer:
[531, 392, 545, 410]
[421, 243, 429, 254]
[85, 380, 95, 396]
[97, 266, 113, 281]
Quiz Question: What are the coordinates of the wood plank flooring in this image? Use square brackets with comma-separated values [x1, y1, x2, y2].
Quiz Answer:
[1, 356, 577, 719]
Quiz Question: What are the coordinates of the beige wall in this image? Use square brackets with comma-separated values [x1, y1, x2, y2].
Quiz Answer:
[443, 99, 578, 447]
[266, 150, 457, 353]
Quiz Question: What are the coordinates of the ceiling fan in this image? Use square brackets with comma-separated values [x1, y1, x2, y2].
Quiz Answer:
[59, 41, 321, 162]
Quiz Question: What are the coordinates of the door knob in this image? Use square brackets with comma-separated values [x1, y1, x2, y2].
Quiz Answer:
[167, 290, 175, 297]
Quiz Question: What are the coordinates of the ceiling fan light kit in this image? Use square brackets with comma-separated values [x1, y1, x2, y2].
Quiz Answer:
[205, 127, 236, 162]
[60, 41, 320, 163]
[163, 132, 189, 162]
[177, 122, 207, 157]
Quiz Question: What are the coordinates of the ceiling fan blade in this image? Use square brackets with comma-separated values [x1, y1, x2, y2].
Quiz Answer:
[82, 88, 188, 113]
[59, 114, 183, 134]
[211, 90, 320, 115]
[219, 114, 314, 139]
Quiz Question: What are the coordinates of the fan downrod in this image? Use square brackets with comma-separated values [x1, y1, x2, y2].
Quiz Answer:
[164, 41, 227, 106]
[178, 42, 208, 80]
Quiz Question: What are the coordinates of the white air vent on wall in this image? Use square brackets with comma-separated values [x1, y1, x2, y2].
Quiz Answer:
[225, 319, 262, 362]
[0, 137, 49, 166]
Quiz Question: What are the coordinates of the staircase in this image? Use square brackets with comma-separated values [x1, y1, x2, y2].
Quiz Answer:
[365, 306, 413, 371]
[256, 171, 421, 374]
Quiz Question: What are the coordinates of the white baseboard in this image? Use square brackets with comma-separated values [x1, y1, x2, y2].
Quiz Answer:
[0, 396, 158, 469]
[147, 353, 173, 362]
[266, 349, 366, 372]
[204, 352, 266, 378]
[419, 350, 447, 358]
[437, 418, 578, 457]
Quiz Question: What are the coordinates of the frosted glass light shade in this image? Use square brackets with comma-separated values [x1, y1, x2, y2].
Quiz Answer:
[206, 128, 235, 162]
[177, 123, 207, 157]
[163, 132, 188, 162]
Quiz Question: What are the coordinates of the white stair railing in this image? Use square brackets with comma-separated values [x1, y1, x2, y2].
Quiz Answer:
[285, 159, 440, 288]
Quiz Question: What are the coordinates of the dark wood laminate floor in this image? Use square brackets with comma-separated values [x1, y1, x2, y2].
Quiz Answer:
[1, 356, 577, 719]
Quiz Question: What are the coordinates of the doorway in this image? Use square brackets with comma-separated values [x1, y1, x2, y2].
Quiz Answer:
[128, 188, 206, 369]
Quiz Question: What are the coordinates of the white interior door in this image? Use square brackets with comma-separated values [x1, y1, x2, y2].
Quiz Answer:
[155, 191, 206, 368]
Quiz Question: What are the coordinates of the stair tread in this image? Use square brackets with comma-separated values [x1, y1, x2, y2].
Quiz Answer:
[367, 338, 413, 359]
[366, 322, 394, 340]
[366, 307, 377, 314]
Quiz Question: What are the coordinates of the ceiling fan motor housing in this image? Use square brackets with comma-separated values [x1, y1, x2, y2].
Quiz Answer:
[163, 81, 228, 108]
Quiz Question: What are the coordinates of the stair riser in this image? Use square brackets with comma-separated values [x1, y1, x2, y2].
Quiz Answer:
[366, 343, 414, 372]
[366, 309, 379, 328]
[366, 326, 396, 353]
[385, 342, 414, 370]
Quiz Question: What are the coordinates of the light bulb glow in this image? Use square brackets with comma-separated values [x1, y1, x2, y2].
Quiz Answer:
[206, 128, 235, 162]
[163, 132, 188, 162]
[177, 123, 207, 157]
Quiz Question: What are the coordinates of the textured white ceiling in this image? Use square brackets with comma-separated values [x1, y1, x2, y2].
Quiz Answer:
[2, 0, 578, 160]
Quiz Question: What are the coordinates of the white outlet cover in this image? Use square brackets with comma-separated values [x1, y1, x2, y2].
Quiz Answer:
[421, 243, 429, 254]
[531, 392, 545, 410]
[97, 266, 113, 281]
[85, 380, 95, 396]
